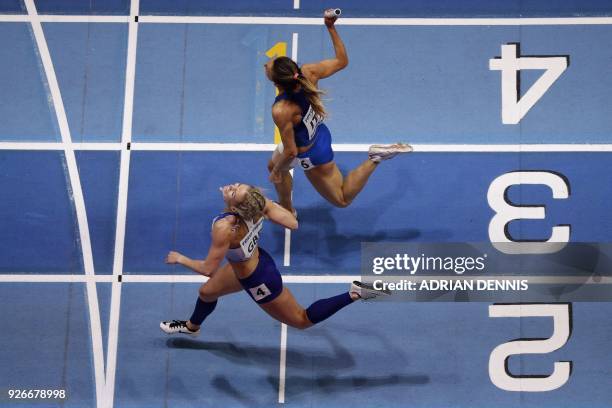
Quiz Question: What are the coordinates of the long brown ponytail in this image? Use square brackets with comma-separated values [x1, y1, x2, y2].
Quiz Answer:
[271, 56, 327, 118]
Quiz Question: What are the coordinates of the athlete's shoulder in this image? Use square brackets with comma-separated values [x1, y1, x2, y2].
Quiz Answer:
[272, 99, 299, 122]
[299, 64, 318, 84]
[212, 214, 236, 236]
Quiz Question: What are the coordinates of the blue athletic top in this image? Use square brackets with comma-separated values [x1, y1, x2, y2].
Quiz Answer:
[212, 212, 264, 263]
[273, 89, 324, 148]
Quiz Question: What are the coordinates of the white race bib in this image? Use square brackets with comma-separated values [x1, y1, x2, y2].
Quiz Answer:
[249, 283, 272, 301]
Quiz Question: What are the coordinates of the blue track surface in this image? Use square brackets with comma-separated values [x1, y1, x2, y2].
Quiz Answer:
[5, 22, 612, 143]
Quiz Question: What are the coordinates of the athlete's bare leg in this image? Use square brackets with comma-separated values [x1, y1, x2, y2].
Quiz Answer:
[305, 160, 377, 208]
[268, 152, 294, 213]
[186, 263, 242, 331]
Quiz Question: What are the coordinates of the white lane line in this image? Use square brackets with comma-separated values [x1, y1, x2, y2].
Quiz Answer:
[1, 274, 611, 284]
[22, 1, 106, 407]
[4, 142, 612, 152]
[0, 14, 29, 22]
[291, 32, 298, 61]
[0, 142, 122, 150]
[0, 14, 128, 22]
[105, 0, 140, 406]
[406, 144, 612, 152]
[2, 14, 612, 26]
[39, 15, 129, 23]
[0, 142, 66, 150]
[104, 279, 122, 408]
[282, 32, 299, 268]
[129, 142, 277, 151]
[121, 274, 211, 283]
[135, 15, 612, 26]
[72, 143, 123, 150]
[283, 195, 292, 268]
[278, 323, 288, 403]
[0, 274, 114, 282]
[340, 17, 612, 26]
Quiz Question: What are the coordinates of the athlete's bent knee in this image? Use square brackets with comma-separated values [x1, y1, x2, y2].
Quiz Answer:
[331, 199, 351, 208]
[267, 159, 275, 172]
[289, 310, 314, 330]
[198, 283, 219, 302]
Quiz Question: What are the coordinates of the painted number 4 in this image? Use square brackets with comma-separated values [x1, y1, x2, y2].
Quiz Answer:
[489, 43, 568, 124]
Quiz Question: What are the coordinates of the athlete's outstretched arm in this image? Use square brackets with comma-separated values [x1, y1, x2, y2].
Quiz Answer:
[301, 12, 348, 83]
[165, 221, 231, 276]
[264, 198, 298, 230]
[165, 251, 205, 274]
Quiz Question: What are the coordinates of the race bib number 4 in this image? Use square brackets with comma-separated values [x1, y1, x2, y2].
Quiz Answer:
[249, 283, 272, 302]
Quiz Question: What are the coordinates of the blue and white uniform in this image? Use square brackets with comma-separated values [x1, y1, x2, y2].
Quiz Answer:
[274, 89, 334, 170]
[212, 212, 283, 304]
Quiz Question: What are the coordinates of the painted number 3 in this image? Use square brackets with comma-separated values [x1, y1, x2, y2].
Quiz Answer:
[487, 171, 570, 254]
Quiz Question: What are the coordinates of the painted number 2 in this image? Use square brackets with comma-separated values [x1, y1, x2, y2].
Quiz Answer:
[489, 304, 572, 392]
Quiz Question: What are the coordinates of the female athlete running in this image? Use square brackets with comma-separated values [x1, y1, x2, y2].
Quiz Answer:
[266, 10, 411, 213]
[160, 183, 388, 335]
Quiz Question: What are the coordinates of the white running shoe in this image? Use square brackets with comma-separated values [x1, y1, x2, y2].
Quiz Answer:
[159, 320, 200, 336]
[368, 143, 413, 163]
[350, 281, 391, 300]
